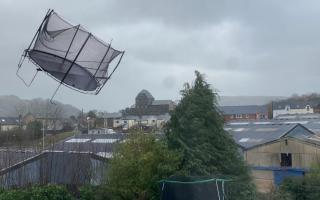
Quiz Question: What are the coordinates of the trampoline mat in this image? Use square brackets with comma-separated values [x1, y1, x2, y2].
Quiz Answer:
[28, 50, 98, 91]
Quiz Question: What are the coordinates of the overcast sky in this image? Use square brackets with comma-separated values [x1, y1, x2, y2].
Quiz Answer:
[1, 0, 320, 112]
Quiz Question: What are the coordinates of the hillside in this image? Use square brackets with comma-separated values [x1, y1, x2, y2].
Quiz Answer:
[0, 95, 80, 117]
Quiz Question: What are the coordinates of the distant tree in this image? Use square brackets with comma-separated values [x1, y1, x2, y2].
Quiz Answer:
[26, 120, 42, 138]
[87, 110, 97, 119]
[95, 117, 104, 128]
[166, 71, 255, 199]
[106, 132, 181, 200]
[70, 115, 77, 122]
[15, 103, 27, 118]
[87, 110, 97, 128]
[267, 102, 273, 119]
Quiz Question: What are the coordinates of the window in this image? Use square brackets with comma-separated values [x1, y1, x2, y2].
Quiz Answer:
[281, 153, 292, 167]
[116, 120, 119, 124]
[236, 114, 242, 119]
[306, 105, 310, 111]
[245, 114, 249, 118]
[285, 105, 290, 111]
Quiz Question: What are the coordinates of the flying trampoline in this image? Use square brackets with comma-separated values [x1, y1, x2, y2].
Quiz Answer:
[17, 9, 124, 101]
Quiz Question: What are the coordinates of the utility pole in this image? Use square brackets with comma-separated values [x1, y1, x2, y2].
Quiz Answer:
[87, 116, 90, 134]
[42, 119, 45, 151]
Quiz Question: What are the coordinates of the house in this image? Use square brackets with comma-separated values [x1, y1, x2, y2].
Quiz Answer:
[88, 128, 116, 134]
[124, 89, 176, 116]
[22, 113, 64, 132]
[35, 117, 64, 132]
[105, 90, 176, 130]
[219, 105, 268, 121]
[103, 112, 122, 128]
[23, 113, 35, 125]
[0, 117, 21, 131]
[272, 100, 320, 118]
[226, 120, 320, 193]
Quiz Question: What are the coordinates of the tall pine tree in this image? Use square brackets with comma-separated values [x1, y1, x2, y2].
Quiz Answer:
[166, 71, 255, 199]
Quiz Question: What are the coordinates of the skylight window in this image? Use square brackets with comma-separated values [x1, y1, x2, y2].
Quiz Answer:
[91, 139, 119, 143]
[239, 138, 249, 142]
[96, 152, 113, 158]
[234, 128, 246, 132]
[65, 139, 90, 143]
[229, 122, 250, 125]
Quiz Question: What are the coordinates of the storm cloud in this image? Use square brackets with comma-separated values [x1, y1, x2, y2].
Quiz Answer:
[1, 0, 320, 111]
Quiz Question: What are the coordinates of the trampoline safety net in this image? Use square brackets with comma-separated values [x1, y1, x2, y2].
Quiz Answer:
[160, 176, 228, 200]
[18, 9, 124, 95]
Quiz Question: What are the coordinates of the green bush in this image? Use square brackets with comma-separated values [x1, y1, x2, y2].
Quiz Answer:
[26, 121, 42, 138]
[0, 185, 74, 200]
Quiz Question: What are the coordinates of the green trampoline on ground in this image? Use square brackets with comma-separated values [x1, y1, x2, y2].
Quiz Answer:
[160, 176, 230, 200]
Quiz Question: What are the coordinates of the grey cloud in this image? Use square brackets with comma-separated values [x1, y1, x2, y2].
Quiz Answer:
[0, 0, 320, 111]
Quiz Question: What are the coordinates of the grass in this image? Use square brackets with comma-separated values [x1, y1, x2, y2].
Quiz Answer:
[43, 131, 77, 147]
[0, 130, 78, 150]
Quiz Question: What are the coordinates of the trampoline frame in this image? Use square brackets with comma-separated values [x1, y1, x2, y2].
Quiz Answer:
[17, 9, 125, 103]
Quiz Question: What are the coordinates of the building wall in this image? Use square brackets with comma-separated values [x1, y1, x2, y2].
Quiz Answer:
[273, 108, 314, 118]
[113, 119, 136, 129]
[245, 138, 320, 193]
[224, 113, 255, 121]
[224, 113, 267, 121]
[251, 169, 274, 193]
[0, 125, 19, 131]
[245, 138, 320, 168]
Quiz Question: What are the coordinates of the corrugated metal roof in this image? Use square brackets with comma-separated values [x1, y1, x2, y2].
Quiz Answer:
[273, 100, 320, 110]
[226, 119, 320, 149]
[152, 100, 173, 105]
[53, 133, 127, 154]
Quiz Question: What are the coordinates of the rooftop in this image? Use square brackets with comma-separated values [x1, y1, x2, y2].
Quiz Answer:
[219, 105, 268, 115]
[225, 119, 320, 149]
[273, 100, 320, 110]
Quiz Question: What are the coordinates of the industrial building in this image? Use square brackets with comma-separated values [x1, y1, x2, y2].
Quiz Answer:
[0, 133, 126, 188]
[226, 119, 320, 193]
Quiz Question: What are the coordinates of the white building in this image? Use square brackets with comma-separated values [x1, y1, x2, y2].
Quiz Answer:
[273, 101, 316, 118]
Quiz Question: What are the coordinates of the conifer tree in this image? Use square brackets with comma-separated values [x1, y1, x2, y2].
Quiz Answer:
[166, 71, 255, 199]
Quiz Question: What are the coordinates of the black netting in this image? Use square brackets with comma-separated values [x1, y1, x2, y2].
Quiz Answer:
[24, 10, 124, 93]
[160, 176, 228, 200]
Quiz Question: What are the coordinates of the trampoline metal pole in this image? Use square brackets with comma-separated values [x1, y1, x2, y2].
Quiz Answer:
[50, 27, 90, 104]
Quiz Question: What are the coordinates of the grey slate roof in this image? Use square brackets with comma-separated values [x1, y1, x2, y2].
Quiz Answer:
[219, 105, 268, 115]
[0, 117, 20, 125]
[273, 100, 320, 110]
[225, 119, 320, 149]
[152, 100, 174, 105]
[103, 112, 122, 119]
